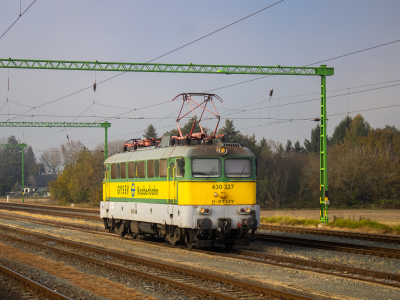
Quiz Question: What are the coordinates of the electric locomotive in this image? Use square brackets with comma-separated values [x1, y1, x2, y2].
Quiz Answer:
[100, 93, 260, 248]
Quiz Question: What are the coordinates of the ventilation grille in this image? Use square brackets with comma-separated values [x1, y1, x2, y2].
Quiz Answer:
[221, 143, 241, 147]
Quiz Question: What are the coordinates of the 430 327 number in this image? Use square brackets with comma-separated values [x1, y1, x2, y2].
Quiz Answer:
[212, 184, 234, 189]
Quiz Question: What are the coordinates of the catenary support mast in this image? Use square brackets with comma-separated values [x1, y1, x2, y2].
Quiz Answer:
[320, 69, 328, 223]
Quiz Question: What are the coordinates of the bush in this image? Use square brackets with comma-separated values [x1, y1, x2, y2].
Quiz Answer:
[49, 150, 103, 206]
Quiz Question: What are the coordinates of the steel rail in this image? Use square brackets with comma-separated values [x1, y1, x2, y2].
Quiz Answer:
[0, 202, 98, 214]
[0, 264, 72, 300]
[0, 213, 104, 232]
[1, 216, 400, 290]
[257, 234, 400, 259]
[0, 204, 99, 220]
[259, 224, 400, 244]
[0, 226, 316, 300]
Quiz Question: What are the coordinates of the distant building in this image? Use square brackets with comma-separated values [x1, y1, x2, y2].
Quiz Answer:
[24, 174, 57, 194]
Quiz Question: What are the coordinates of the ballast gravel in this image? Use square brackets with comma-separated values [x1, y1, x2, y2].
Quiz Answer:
[1, 217, 400, 299]
[0, 233, 232, 300]
[254, 229, 400, 275]
[0, 256, 103, 300]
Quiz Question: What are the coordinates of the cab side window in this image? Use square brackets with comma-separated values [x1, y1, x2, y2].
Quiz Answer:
[147, 160, 154, 178]
[159, 159, 167, 177]
[128, 162, 135, 178]
[176, 158, 184, 177]
[138, 161, 145, 178]
[120, 163, 126, 179]
[170, 162, 175, 178]
[111, 164, 117, 179]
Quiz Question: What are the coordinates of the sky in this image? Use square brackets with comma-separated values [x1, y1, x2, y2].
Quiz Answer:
[0, 0, 399, 157]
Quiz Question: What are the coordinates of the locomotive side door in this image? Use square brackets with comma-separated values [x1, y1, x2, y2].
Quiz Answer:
[104, 164, 110, 201]
[168, 159, 176, 204]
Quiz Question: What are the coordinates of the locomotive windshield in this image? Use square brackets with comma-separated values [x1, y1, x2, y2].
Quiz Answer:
[192, 159, 221, 178]
[225, 159, 252, 178]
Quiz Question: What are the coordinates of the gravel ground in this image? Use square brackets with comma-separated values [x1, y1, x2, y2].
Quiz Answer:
[0, 271, 48, 300]
[0, 232, 242, 300]
[0, 256, 103, 300]
[1, 218, 400, 299]
[252, 229, 400, 275]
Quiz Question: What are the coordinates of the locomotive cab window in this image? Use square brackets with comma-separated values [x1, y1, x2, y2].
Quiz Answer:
[159, 159, 167, 177]
[147, 160, 155, 178]
[192, 159, 221, 178]
[120, 163, 126, 179]
[176, 158, 184, 177]
[225, 159, 252, 178]
[111, 164, 117, 179]
[170, 162, 175, 178]
[128, 162, 135, 178]
[138, 161, 145, 178]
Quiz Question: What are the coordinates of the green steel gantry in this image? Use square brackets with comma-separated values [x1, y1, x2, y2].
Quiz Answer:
[0, 58, 334, 224]
[0, 143, 26, 202]
[0, 122, 111, 160]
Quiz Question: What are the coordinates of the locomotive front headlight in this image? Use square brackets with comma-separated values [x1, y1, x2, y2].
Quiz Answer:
[197, 207, 211, 214]
[217, 146, 228, 156]
[238, 207, 251, 214]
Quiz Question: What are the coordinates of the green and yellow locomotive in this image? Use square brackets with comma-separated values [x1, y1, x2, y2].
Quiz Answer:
[100, 93, 260, 248]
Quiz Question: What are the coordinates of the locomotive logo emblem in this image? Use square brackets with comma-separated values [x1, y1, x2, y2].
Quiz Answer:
[131, 183, 136, 197]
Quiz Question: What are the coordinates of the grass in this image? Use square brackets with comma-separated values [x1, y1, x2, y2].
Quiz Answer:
[261, 215, 400, 235]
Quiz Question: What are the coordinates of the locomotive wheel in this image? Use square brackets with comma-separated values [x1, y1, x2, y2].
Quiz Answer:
[165, 227, 181, 246]
[129, 232, 138, 239]
[114, 223, 126, 237]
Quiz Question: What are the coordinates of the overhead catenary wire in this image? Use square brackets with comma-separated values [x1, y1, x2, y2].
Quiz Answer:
[6, 24, 400, 149]
[205, 38, 400, 93]
[0, 0, 37, 40]
[2, 80, 400, 122]
[5, 1, 284, 122]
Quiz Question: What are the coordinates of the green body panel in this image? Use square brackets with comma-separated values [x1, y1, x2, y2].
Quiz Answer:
[108, 197, 168, 204]
[0, 58, 334, 76]
[104, 145, 256, 204]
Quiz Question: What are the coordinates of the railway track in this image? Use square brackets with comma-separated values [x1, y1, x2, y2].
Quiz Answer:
[0, 263, 72, 300]
[0, 201, 98, 214]
[1, 215, 400, 290]
[0, 203, 99, 221]
[2, 204, 400, 259]
[260, 224, 400, 244]
[257, 233, 400, 259]
[0, 225, 316, 300]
